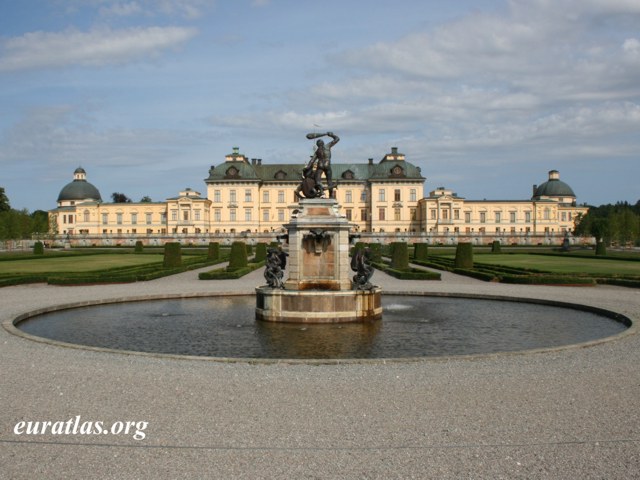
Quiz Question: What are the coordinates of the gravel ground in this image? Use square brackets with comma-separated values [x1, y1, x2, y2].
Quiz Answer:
[1, 266, 639, 479]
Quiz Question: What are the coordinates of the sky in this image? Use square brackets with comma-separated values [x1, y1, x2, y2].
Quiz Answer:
[1, 0, 639, 212]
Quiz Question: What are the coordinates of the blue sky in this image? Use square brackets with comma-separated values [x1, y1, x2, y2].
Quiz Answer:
[1, 0, 639, 211]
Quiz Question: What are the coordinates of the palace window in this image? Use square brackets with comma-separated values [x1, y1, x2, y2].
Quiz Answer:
[361, 209, 368, 221]
[495, 212, 501, 223]
[195, 210, 201, 221]
[214, 210, 221, 222]
[379, 208, 386, 221]
[263, 209, 269, 222]
[345, 190, 352, 203]
[379, 189, 385, 202]
[510, 212, 516, 223]
[410, 189, 417, 202]
[410, 208, 416, 221]
[229, 209, 236, 222]
[394, 208, 401, 221]
[146, 213, 152, 224]
[230, 190, 237, 203]
[394, 189, 401, 202]
[245, 209, 252, 221]
[131, 213, 137, 225]
[465, 212, 471, 223]
[360, 191, 367, 202]
[278, 209, 285, 222]
[278, 191, 285, 203]
[183, 211, 189, 221]
[544, 208, 551, 220]
[430, 209, 437, 220]
[263, 190, 270, 203]
[213, 190, 221, 203]
[525, 212, 531, 223]
[171, 211, 177, 221]
[83, 210, 90, 222]
[102, 213, 108, 225]
[245, 189, 252, 202]
[117, 213, 123, 225]
[454, 209, 460, 220]
[345, 209, 352, 220]
[480, 212, 486, 223]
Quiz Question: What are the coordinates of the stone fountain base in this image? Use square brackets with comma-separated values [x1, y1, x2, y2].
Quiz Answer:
[255, 286, 382, 323]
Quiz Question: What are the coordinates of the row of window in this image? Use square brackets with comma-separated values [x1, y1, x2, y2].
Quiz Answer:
[210, 188, 419, 204]
[428, 210, 573, 223]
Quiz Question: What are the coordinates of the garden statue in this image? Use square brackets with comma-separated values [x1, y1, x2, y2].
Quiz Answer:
[264, 247, 288, 289]
[351, 246, 374, 290]
[296, 131, 340, 199]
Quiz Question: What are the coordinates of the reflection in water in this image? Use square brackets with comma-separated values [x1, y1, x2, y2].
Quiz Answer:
[256, 320, 381, 359]
[17, 295, 628, 359]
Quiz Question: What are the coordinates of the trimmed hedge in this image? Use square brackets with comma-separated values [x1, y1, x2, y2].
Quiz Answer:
[454, 243, 474, 269]
[368, 243, 382, 263]
[254, 242, 267, 263]
[199, 261, 265, 280]
[390, 242, 409, 271]
[134, 240, 144, 253]
[413, 243, 429, 261]
[491, 241, 501, 253]
[33, 241, 44, 255]
[208, 242, 220, 260]
[595, 241, 607, 256]
[227, 241, 248, 271]
[163, 242, 182, 268]
[500, 275, 596, 285]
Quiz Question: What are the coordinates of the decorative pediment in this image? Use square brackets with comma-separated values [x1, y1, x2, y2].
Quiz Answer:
[274, 170, 287, 180]
[341, 169, 355, 180]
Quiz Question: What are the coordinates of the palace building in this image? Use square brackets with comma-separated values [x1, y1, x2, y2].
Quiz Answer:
[49, 148, 588, 245]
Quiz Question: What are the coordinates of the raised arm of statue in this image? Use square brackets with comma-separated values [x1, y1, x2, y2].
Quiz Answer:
[326, 132, 339, 148]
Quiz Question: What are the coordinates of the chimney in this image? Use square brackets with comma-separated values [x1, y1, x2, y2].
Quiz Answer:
[533, 184, 537, 196]
[391, 147, 398, 155]
[368, 158, 374, 165]
[251, 158, 257, 165]
[257, 159, 262, 165]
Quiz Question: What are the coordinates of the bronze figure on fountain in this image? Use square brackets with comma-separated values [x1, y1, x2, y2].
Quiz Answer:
[295, 132, 340, 199]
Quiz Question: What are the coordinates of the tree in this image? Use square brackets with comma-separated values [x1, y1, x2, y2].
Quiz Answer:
[140, 196, 153, 203]
[111, 192, 132, 203]
[0, 187, 10, 212]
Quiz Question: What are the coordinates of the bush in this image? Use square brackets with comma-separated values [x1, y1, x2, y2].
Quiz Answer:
[595, 241, 607, 256]
[413, 243, 428, 261]
[368, 243, 382, 263]
[33, 241, 44, 255]
[207, 242, 220, 260]
[491, 241, 501, 253]
[246, 244, 253, 256]
[163, 242, 182, 268]
[199, 261, 264, 280]
[454, 242, 474, 269]
[390, 242, 409, 270]
[134, 240, 144, 253]
[500, 275, 595, 286]
[254, 242, 267, 262]
[227, 241, 248, 271]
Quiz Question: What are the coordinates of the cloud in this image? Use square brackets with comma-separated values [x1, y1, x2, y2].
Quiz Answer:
[0, 26, 198, 72]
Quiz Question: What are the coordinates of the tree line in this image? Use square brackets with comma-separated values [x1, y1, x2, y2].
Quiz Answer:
[574, 201, 640, 247]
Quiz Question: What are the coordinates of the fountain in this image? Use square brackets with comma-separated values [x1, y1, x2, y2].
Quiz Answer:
[255, 132, 381, 323]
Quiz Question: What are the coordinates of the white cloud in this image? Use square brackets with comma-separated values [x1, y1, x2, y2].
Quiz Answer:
[99, 2, 143, 17]
[0, 26, 198, 72]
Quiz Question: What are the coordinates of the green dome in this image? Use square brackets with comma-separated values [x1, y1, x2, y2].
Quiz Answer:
[57, 168, 102, 203]
[533, 170, 575, 199]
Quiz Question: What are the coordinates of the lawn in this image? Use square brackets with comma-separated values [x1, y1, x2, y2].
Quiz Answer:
[472, 254, 640, 276]
[0, 254, 165, 275]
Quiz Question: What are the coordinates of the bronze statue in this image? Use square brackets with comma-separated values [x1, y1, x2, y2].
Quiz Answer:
[351, 246, 374, 290]
[296, 132, 340, 199]
[264, 247, 288, 289]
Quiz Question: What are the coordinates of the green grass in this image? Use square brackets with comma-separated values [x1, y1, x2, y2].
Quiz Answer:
[471, 254, 640, 276]
[0, 254, 165, 274]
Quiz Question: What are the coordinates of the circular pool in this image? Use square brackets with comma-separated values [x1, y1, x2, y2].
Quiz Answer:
[13, 294, 630, 360]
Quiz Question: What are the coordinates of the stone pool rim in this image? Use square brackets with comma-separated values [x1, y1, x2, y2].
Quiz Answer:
[3, 291, 635, 365]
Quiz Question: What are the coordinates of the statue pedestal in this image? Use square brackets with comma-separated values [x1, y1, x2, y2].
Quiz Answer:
[256, 198, 382, 323]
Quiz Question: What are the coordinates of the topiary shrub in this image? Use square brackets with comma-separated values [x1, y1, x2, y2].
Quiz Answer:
[227, 241, 248, 271]
[254, 242, 267, 262]
[208, 242, 220, 260]
[368, 243, 382, 263]
[134, 240, 144, 253]
[390, 242, 409, 271]
[595, 241, 607, 256]
[33, 241, 44, 255]
[246, 244, 253, 256]
[163, 242, 182, 268]
[414, 243, 428, 261]
[491, 241, 501, 253]
[454, 242, 473, 269]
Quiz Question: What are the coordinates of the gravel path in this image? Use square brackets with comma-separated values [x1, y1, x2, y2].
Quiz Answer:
[1, 266, 639, 479]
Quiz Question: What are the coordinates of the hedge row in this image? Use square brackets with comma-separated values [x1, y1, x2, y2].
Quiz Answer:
[371, 261, 441, 281]
[500, 275, 596, 286]
[198, 261, 265, 280]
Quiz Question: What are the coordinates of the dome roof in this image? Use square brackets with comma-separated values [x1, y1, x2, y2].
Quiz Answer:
[57, 168, 102, 203]
[533, 170, 575, 199]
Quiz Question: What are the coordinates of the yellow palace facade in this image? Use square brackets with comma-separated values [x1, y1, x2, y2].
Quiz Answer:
[49, 147, 588, 246]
